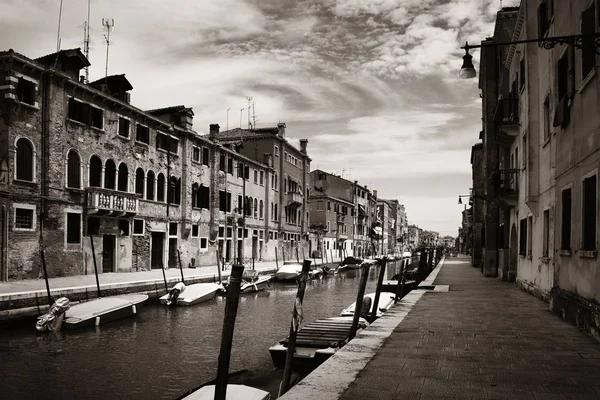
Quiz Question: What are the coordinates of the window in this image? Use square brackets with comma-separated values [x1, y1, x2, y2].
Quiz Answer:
[561, 188, 572, 250]
[254, 198, 258, 218]
[146, 171, 155, 200]
[66, 150, 81, 188]
[16, 77, 35, 105]
[218, 226, 225, 238]
[244, 166, 250, 180]
[169, 222, 178, 237]
[104, 159, 116, 189]
[89, 156, 102, 187]
[527, 216, 533, 256]
[274, 204, 278, 221]
[522, 134, 527, 169]
[219, 190, 231, 212]
[519, 218, 527, 256]
[133, 219, 145, 235]
[259, 200, 264, 219]
[227, 158, 233, 174]
[202, 148, 210, 166]
[274, 145, 279, 156]
[582, 4, 596, 80]
[238, 195, 243, 214]
[237, 162, 244, 178]
[118, 163, 128, 192]
[260, 171, 264, 185]
[156, 133, 178, 153]
[135, 168, 145, 197]
[119, 219, 130, 236]
[15, 138, 34, 181]
[520, 58, 526, 91]
[14, 205, 35, 231]
[219, 154, 226, 172]
[582, 175, 597, 251]
[327, 221, 330, 232]
[118, 117, 130, 138]
[157, 173, 166, 202]
[543, 96, 550, 140]
[537, 0, 552, 39]
[68, 98, 103, 129]
[254, 170, 258, 184]
[168, 177, 181, 205]
[200, 238, 208, 250]
[191, 224, 199, 238]
[227, 227, 232, 238]
[543, 209, 550, 257]
[192, 146, 201, 163]
[136, 124, 149, 144]
[87, 217, 100, 236]
[327, 201, 331, 211]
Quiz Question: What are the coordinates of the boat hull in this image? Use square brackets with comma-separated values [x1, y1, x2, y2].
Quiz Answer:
[159, 283, 222, 306]
[239, 276, 272, 293]
[63, 294, 148, 329]
[340, 292, 396, 321]
[269, 344, 336, 374]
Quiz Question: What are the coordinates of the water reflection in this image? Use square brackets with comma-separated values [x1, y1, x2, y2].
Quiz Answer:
[0, 263, 399, 400]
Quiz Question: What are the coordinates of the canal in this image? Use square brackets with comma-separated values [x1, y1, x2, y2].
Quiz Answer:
[0, 262, 404, 399]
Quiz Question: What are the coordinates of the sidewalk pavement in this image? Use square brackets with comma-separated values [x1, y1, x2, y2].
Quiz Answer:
[284, 255, 600, 400]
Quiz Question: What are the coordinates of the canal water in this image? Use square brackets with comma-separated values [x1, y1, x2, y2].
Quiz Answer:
[0, 263, 403, 400]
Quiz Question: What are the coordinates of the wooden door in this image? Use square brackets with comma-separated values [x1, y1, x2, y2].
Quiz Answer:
[151, 232, 164, 269]
[102, 235, 115, 273]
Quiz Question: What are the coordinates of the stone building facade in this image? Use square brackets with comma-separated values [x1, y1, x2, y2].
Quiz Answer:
[0, 48, 283, 280]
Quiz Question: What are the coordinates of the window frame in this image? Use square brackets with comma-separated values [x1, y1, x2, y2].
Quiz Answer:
[118, 116, 131, 139]
[200, 237, 208, 251]
[581, 170, 598, 253]
[13, 203, 36, 232]
[191, 224, 199, 238]
[560, 184, 573, 252]
[64, 210, 83, 248]
[133, 219, 145, 236]
[135, 123, 150, 145]
[65, 149, 82, 189]
[14, 136, 36, 183]
[192, 145, 201, 163]
[542, 208, 550, 258]
[15, 75, 38, 107]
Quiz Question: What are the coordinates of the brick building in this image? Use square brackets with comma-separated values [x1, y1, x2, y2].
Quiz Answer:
[0, 48, 278, 280]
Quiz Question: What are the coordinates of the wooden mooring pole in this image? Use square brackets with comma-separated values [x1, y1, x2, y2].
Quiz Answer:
[177, 249, 185, 284]
[214, 264, 245, 400]
[371, 256, 387, 323]
[395, 259, 406, 303]
[275, 248, 279, 271]
[215, 250, 222, 283]
[279, 260, 312, 397]
[349, 262, 371, 340]
[89, 236, 102, 298]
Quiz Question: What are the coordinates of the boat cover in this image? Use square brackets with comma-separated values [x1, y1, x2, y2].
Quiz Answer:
[36, 297, 71, 332]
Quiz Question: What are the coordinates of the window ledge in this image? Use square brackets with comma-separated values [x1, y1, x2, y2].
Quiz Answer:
[526, 254, 532, 260]
[13, 228, 35, 232]
[541, 256, 550, 263]
[519, 254, 526, 259]
[117, 134, 131, 141]
[13, 179, 38, 186]
[191, 160, 202, 166]
[17, 101, 39, 111]
[579, 250, 597, 259]
[578, 68, 596, 94]
[66, 187, 85, 193]
[558, 249, 571, 256]
[134, 141, 149, 147]
[157, 149, 179, 157]
[167, 203, 181, 208]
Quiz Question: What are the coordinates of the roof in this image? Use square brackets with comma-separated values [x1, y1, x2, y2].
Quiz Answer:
[89, 74, 133, 91]
[145, 105, 194, 116]
[215, 127, 279, 140]
[35, 48, 90, 69]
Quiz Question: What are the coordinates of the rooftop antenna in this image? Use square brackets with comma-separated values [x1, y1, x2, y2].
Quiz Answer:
[56, 0, 64, 52]
[252, 101, 257, 129]
[246, 96, 253, 129]
[83, 0, 91, 83]
[226, 108, 230, 131]
[102, 18, 115, 79]
[239, 108, 244, 129]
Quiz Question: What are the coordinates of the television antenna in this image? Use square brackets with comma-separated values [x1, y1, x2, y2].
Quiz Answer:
[83, 0, 91, 83]
[246, 96, 253, 129]
[56, 0, 64, 52]
[102, 18, 115, 78]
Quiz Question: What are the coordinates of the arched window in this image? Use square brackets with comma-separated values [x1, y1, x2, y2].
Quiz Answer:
[259, 200, 264, 219]
[104, 159, 116, 189]
[157, 173, 165, 202]
[89, 156, 102, 187]
[66, 150, 81, 188]
[248, 197, 253, 217]
[15, 138, 34, 181]
[135, 168, 144, 197]
[118, 163, 128, 191]
[192, 183, 199, 208]
[254, 198, 258, 218]
[146, 171, 155, 200]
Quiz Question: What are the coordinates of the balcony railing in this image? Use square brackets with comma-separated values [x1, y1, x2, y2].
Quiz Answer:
[496, 168, 519, 208]
[286, 191, 303, 207]
[495, 98, 519, 135]
[87, 187, 139, 216]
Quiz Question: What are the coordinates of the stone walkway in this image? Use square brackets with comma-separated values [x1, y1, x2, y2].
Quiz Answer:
[339, 256, 600, 400]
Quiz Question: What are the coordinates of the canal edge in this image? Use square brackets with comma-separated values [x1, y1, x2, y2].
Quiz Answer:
[279, 257, 447, 400]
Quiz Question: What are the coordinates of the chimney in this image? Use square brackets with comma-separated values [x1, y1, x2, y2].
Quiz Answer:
[277, 122, 286, 137]
[299, 139, 308, 154]
[209, 124, 220, 140]
[373, 190, 378, 198]
[80, 75, 85, 83]
[263, 153, 273, 167]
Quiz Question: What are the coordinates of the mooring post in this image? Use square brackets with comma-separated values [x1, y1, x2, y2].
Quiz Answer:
[275, 249, 279, 271]
[89, 236, 102, 298]
[320, 250, 324, 266]
[177, 249, 185, 284]
[396, 258, 406, 303]
[216, 251, 222, 284]
[282, 248, 286, 263]
[324, 249, 328, 265]
[40, 247, 52, 306]
[279, 260, 312, 397]
[371, 256, 388, 323]
[330, 249, 334, 265]
[349, 261, 371, 340]
[215, 264, 245, 400]
[296, 247, 299, 263]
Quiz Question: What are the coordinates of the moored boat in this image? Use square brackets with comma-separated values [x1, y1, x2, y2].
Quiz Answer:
[239, 274, 272, 293]
[340, 291, 396, 322]
[63, 293, 148, 329]
[159, 283, 223, 306]
[180, 384, 270, 400]
[269, 316, 369, 373]
[274, 263, 302, 280]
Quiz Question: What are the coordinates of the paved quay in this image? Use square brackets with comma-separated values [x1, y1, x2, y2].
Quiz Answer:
[282, 255, 600, 400]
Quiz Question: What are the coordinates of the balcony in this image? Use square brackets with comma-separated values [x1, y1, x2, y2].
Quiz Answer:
[87, 187, 139, 217]
[287, 191, 303, 207]
[494, 98, 519, 136]
[496, 168, 519, 208]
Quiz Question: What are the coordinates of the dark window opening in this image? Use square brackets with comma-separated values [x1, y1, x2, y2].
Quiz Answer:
[89, 156, 102, 187]
[156, 133, 178, 153]
[133, 219, 144, 235]
[219, 154, 226, 172]
[192, 224, 199, 237]
[118, 117, 130, 138]
[169, 222, 178, 236]
[227, 158, 233, 174]
[87, 217, 100, 236]
[202, 148, 209, 166]
[135, 168, 145, 197]
[15, 138, 33, 181]
[519, 58, 526, 91]
[16, 77, 35, 105]
[561, 188, 572, 250]
[104, 160, 116, 190]
[146, 171, 155, 200]
[119, 219, 130, 236]
[167, 177, 181, 205]
[192, 147, 200, 162]
[219, 190, 231, 212]
[200, 238, 208, 248]
[67, 150, 81, 188]
[15, 208, 34, 229]
[157, 173, 165, 202]
[238, 162, 244, 178]
[519, 218, 527, 256]
[136, 124, 149, 144]
[67, 98, 103, 129]
[581, 4, 596, 80]
[118, 163, 128, 192]
[582, 175, 597, 251]
[238, 195, 243, 214]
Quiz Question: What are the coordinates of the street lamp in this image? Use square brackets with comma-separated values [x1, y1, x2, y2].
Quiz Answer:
[457, 194, 485, 205]
[459, 33, 600, 79]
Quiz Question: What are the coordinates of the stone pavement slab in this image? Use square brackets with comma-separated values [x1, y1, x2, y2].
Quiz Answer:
[337, 256, 600, 400]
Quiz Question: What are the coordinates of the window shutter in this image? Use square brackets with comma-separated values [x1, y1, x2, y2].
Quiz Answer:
[537, 0, 548, 39]
[567, 45, 575, 102]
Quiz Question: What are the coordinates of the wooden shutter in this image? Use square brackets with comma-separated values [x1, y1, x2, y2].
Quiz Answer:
[538, 0, 548, 38]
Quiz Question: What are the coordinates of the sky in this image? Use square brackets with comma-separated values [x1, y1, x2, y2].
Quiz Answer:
[1, 0, 519, 237]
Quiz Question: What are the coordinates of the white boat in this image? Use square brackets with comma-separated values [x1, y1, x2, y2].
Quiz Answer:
[181, 384, 270, 400]
[340, 292, 396, 321]
[308, 267, 323, 279]
[63, 294, 148, 329]
[159, 283, 223, 306]
[274, 263, 302, 280]
[239, 274, 272, 293]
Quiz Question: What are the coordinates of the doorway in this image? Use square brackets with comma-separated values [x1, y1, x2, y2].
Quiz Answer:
[168, 238, 177, 268]
[102, 235, 116, 273]
[151, 232, 165, 269]
[252, 237, 258, 260]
